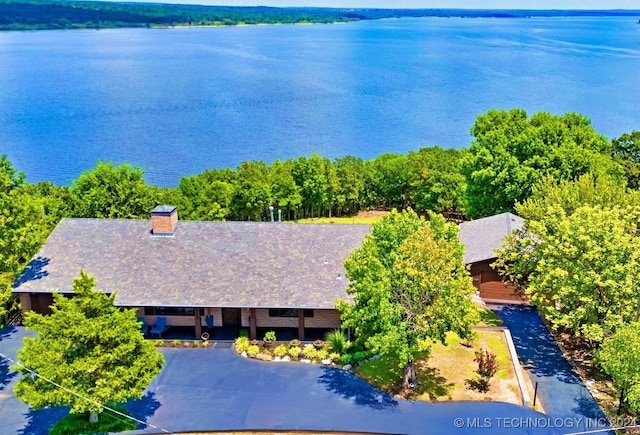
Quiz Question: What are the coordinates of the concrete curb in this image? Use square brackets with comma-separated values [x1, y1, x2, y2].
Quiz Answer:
[503, 328, 531, 407]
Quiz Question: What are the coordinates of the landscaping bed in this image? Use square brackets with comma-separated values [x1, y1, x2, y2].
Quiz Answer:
[356, 330, 523, 405]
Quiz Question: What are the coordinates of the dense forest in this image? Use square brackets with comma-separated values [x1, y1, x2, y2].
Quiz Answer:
[0, 0, 638, 31]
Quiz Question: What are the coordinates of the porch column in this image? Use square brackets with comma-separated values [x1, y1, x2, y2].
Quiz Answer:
[298, 310, 305, 341]
[194, 308, 202, 338]
[249, 308, 257, 340]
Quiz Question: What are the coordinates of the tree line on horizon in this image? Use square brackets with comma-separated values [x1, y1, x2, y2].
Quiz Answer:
[1, 0, 638, 31]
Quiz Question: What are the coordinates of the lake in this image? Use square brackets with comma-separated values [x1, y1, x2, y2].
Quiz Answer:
[0, 17, 638, 187]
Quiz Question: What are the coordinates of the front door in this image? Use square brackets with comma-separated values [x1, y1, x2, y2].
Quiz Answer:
[221, 308, 241, 326]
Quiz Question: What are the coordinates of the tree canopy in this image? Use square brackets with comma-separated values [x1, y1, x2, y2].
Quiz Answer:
[598, 323, 640, 414]
[496, 205, 640, 345]
[14, 271, 164, 421]
[338, 209, 478, 382]
[461, 109, 622, 218]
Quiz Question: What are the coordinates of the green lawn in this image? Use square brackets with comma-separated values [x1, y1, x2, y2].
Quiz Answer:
[297, 216, 383, 225]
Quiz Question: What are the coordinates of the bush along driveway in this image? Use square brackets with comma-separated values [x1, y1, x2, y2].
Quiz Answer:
[490, 304, 614, 434]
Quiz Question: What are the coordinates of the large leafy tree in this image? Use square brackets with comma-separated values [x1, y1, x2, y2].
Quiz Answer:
[71, 162, 158, 218]
[338, 209, 477, 387]
[496, 205, 640, 345]
[0, 156, 60, 324]
[461, 109, 622, 218]
[179, 168, 236, 221]
[407, 146, 466, 214]
[598, 323, 640, 414]
[612, 130, 640, 189]
[14, 271, 164, 422]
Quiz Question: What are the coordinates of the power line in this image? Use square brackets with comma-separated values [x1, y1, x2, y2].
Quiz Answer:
[0, 351, 172, 434]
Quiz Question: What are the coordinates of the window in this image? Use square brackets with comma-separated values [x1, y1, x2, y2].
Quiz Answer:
[268, 308, 314, 318]
[143, 307, 203, 316]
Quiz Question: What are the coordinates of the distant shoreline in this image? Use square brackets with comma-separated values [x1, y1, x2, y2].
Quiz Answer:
[1, 1, 639, 32]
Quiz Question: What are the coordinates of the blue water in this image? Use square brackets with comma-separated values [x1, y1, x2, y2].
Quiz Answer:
[0, 17, 639, 187]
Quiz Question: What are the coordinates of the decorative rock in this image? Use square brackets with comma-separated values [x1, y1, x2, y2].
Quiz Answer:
[322, 359, 332, 365]
[241, 351, 247, 358]
[282, 356, 291, 362]
[301, 359, 311, 364]
[256, 353, 274, 361]
[274, 356, 281, 361]
[369, 354, 382, 361]
[342, 364, 352, 370]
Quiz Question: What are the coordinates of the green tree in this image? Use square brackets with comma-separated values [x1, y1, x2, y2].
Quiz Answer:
[71, 162, 158, 219]
[0, 156, 58, 325]
[407, 147, 466, 214]
[461, 109, 621, 218]
[598, 323, 640, 414]
[496, 205, 640, 345]
[369, 153, 410, 209]
[291, 154, 337, 218]
[179, 169, 235, 221]
[516, 173, 639, 222]
[333, 156, 367, 216]
[14, 271, 164, 423]
[338, 209, 477, 388]
[612, 131, 640, 189]
[233, 161, 272, 221]
[269, 159, 302, 220]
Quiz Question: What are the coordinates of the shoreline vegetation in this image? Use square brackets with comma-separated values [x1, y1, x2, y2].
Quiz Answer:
[0, 1, 639, 31]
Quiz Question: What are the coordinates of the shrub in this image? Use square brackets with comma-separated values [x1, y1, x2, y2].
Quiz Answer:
[316, 348, 329, 361]
[235, 336, 250, 353]
[288, 346, 301, 361]
[302, 344, 316, 360]
[171, 339, 181, 348]
[325, 330, 347, 354]
[274, 344, 288, 358]
[247, 345, 260, 358]
[329, 352, 341, 363]
[351, 351, 369, 364]
[193, 341, 201, 348]
[466, 348, 498, 393]
[263, 331, 276, 342]
[151, 340, 163, 347]
[339, 354, 353, 366]
[239, 329, 249, 338]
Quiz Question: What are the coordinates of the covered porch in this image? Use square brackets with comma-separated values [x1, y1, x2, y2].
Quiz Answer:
[138, 306, 341, 341]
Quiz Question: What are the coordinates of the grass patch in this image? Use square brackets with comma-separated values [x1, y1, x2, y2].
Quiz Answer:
[297, 216, 382, 224]
[478, 308, 504, 327]
[49, 404, 136, 435]
[356, 330, 521, 404]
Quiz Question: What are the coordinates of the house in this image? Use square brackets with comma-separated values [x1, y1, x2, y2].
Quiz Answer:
[458, 212, 525, 303]
[13, 207, 525, 340]
[13, 206, 370, 340]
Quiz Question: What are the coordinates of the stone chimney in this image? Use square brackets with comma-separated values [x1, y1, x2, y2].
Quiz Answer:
[151, 205, 178, 236]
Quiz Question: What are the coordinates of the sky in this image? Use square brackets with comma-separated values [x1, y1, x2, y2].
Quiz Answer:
[95, 0, 640, 9]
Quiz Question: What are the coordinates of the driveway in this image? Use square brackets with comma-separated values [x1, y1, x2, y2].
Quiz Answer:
[2, 325, 561, 435]
[490, 304, 612, 433]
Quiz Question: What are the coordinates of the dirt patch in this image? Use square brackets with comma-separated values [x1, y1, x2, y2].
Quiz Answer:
[355, 210, 389, 219]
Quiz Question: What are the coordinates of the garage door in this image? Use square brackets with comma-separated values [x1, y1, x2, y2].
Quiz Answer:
[479, 270, 522, 302]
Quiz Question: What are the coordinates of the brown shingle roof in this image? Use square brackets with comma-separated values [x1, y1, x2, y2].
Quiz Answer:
[13, 219, 371, 309]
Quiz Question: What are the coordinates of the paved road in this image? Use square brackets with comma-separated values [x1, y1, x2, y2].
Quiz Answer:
[2, 325, 561, 435]
[490, 304, 612, 434]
